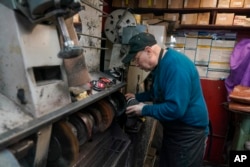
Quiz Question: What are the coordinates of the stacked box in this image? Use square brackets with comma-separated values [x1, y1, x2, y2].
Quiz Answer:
[195, 38, 212, 65]
[138, 0, 167, 8]
[164, 13, 180, 21]
[184, 0, 201, 8]
[168, 0, 184, 8]
[200, 0, 217, 8]
[233, 15, 247, 25]
[209, 39, 235, 74]
[244, 0, 250, 7]
[217, 0, 230, 8]
[112, 0, 138, 8]
[197, 12, 210, 25]
[215, 13, 235, 25]
[181, 14, 198, 24]
[230, 0, 245, 7]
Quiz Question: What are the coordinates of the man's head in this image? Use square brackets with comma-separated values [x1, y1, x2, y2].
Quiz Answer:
[122, 32, 157, 64]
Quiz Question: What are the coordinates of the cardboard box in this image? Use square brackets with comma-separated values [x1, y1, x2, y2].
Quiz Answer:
[140, 13, 155, 20]
[210, 47, 234, 62]
[207, 70, 230, 79]
[196, 45, 211, 64]
[164, 13, 180, 21]
[184, 0, 201, 8]
[197, 12, 210, 25]
[112, 0, 138, 8]
[244, 0, 250, 7]
[138, 0, 167, 8]
[233, 15, 247, 25]
[181, 14, 198, 24]
[168, 0, 184, 8]
[217, 0, 230, 8]
[230, 0, 244, 7]
[185, 37, 198, 49]
[215, 13, 235, 25]
[196, 66, 208, 77]
[73, 14, 80, 23]
[184, 49, 196, 62]
[200, 0, 217, 8]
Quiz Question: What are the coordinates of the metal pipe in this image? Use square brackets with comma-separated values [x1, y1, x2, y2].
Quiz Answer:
[77, 32, 106, 40]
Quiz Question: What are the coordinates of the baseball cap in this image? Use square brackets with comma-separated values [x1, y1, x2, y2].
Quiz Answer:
[122, 32, 157, 64]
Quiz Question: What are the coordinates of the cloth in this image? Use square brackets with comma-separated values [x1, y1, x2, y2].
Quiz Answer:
[225, 39, 250, 100]
[159, 121, 206, 167]
[136, 48, 209, 131]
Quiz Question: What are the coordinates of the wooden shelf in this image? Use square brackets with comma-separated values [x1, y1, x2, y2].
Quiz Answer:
[179, 24, 250, 30]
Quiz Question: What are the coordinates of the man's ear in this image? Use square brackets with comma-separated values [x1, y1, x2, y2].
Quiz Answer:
[144, 46, 152, 53]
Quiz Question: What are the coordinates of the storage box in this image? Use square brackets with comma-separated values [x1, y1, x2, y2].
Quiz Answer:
[200, 0, 217, 8]
[168, 0, 184, 8]
[217, 0, 230, 8]
[112, 0, 138, 8]
[138, 0, 167, 8]
[215, 13, 235, 25]
[184, 49, 196, 62]
[140, 13, 155, 20]
[196, 45, 211, 64]
[184, 0, 201, 8]
[181, 14, 198, 24]
[197, 12, 210, 25]
[244, 0, 250, 7]
[164, 13, 180, 21]
[73, 14, 80, 23]
[230, 0, 244, 7]
[196, 66, 208, 77]
[233, 15, 247, 25]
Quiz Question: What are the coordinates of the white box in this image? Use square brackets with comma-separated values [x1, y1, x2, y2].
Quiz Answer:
[184, 49, 196, 62]
[196, 66, 208, 77]
[185, 37, 198, 49]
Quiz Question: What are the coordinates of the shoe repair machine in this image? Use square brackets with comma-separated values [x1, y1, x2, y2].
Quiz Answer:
[0, 1, 133, 166]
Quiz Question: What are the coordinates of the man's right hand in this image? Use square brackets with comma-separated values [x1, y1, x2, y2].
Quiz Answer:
[125, 93, 135, 100]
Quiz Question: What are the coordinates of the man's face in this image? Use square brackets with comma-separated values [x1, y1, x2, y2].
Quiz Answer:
[132, 48, 153, 72]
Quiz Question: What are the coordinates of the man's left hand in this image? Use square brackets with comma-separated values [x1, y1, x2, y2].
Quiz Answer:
[125, 103, 146, 116]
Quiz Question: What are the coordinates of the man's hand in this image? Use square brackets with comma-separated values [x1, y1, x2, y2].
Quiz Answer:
[125, 103, 146, 116]
[125, 93, 135, 100]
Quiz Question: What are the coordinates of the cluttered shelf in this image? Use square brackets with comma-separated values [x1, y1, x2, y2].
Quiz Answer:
[179, 24, 250, 30]
[125, 7, 250, 15]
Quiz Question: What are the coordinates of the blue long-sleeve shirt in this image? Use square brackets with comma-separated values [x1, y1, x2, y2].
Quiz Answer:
[136, 48, 209, 130]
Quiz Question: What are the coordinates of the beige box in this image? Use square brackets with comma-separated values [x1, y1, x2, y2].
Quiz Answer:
[164, 13, 180, 21]
[140, 13, 155, 20]
[210, 47, 234, 62]
[244, 0, 250, 7]
[215, 13, 235, 25]
[196, 66, 208, 77]
[168, 0, 184, 8]
[230, 0, 245, 7]
[112, 0, 138, 8]
[212, 40, 236, 47]
[153, 15, 164, 19]
[184, 0, 201, 8]
[185, 37, 198, 48]
[200, 0, 217, 7]
[196, 46, 211, 63]
[233, 15, 247, 25]
[208, 62, 230, 70]
[127, 66, 150, 93]
[138, 0, 167, 8]
[217, 0, 230, 8]
[181, 14, 198, 24]
[184, 49, 196, 62]
[207, 70, 230, 79]
[73, 14, 80, 23]
[197, 12, 210, 25]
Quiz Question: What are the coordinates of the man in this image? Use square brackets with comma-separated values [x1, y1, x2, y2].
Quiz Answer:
[122, 32, 209, 167]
